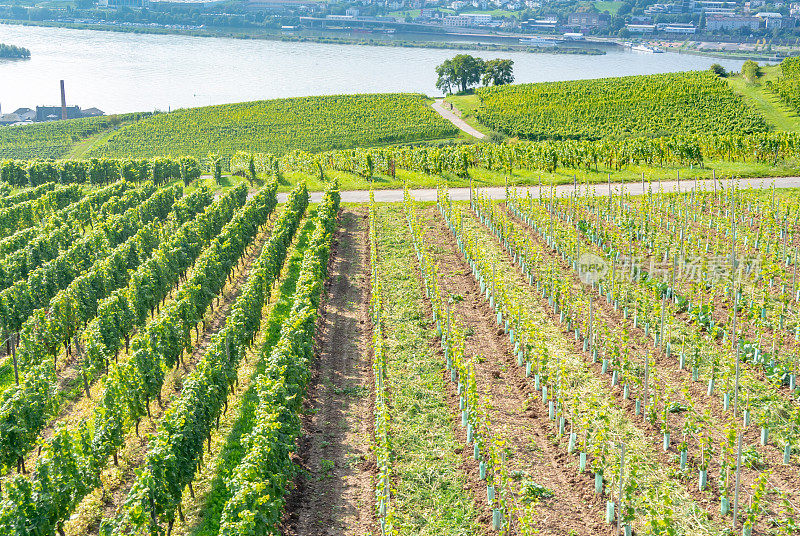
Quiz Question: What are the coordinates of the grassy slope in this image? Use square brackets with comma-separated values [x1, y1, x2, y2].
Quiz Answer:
[376, 203, 482, 535]
[726, 64, 800, 133]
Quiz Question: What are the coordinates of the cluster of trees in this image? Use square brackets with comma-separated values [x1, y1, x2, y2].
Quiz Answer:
[435, 54, 514, 94]
[0, 43, 30, 59]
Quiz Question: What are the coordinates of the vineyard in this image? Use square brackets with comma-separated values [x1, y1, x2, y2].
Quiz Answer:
[0, 154, 798, 536]
[474, 71, 769, 140]
[85, 94, 458, 161]
[0, 113, 151, 161]
[766, 57, 800, 117]
[1, 63, 800, 536]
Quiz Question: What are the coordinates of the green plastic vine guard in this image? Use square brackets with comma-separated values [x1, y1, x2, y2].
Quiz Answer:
[580, 452, 587, 472]
[595, 473, 603, 494]
[474, 443, 480, 460]
[721, 496, 729, 515]
[479, 460, 487, 480]
[784, 444, 791, 464]
[760, 427, 768, 446]
[526, 362, 532, 377]
[487, 485, 495, 505]
[492, 509, 502, 530]
[699, 469, 707, 491]
[680, 450, 687, 471]
[605, 501, 615, 524]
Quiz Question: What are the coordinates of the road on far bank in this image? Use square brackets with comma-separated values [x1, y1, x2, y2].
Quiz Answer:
[277, 175, 800, 204]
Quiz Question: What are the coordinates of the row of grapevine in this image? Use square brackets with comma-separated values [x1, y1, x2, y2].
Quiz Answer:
[0, 155, 201, 188]
[0, 183, 84, 240]
[215, 183, 338, 536]
[10, 186, 209, 380]
[514, 186, 800, 459]
[0, 182, 174, 338]
[440, 185, 717, 532]
[82, 181, 276, 378]
[368, 191, 395, 534]
[0, 182, 56, 209]
[403, 186, 512, 532]
[0, 185, 246, 475]
[0, 180, 130, 271]
[0, 182, 287, 536]
[230, 127, 800, 185]
[0, 181, 165, 294]
[475, 71, 768, 140]
[766, 57, 800, 115]
[104, 181, 315, 535]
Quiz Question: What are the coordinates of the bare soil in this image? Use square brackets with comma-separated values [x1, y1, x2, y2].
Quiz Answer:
[420, 206, 611, 536]
[283, 208, 376, 536]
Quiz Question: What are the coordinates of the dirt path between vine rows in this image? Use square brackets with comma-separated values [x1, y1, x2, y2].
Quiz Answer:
[283, 208, 376, 536]
[420, 206, 612, 536]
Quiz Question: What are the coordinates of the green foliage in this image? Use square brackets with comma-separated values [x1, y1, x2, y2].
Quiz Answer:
[86, 94, 457, 161]
[742, 60, 761, 83]
[0, 113, 150, 160]
[766, 57, 800, 115]
[216, 185, 337, 536]
[482, 59, 515, 87]
[520, 480, 555, 503]
[474, 71, 768, 140]
[0, 43, 30, 59]
[0, 185, 247, 534]
[103, 183, 315, 535]
[709, 63, 727, 77]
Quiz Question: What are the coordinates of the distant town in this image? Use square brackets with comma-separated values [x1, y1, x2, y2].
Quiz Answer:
[0, 0, 798, 45]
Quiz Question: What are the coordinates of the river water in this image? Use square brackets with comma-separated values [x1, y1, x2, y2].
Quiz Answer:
[0, 23, 747, 114]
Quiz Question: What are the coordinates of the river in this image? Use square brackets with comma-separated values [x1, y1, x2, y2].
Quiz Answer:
[0, 23, 748, 114]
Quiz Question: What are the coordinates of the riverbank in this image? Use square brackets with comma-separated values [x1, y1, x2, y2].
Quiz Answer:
[0, 19, 605, 55]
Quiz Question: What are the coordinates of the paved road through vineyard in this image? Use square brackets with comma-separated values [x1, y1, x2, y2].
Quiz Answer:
[277, 175, 800, 203]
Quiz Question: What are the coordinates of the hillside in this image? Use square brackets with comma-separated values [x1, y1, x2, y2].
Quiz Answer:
[473, 71, 768, 140]
[0, 114, 147, 160]
[86, 93, 458, 161]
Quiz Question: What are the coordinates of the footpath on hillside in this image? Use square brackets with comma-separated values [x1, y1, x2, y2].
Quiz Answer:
[431, 98, 486, 139]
